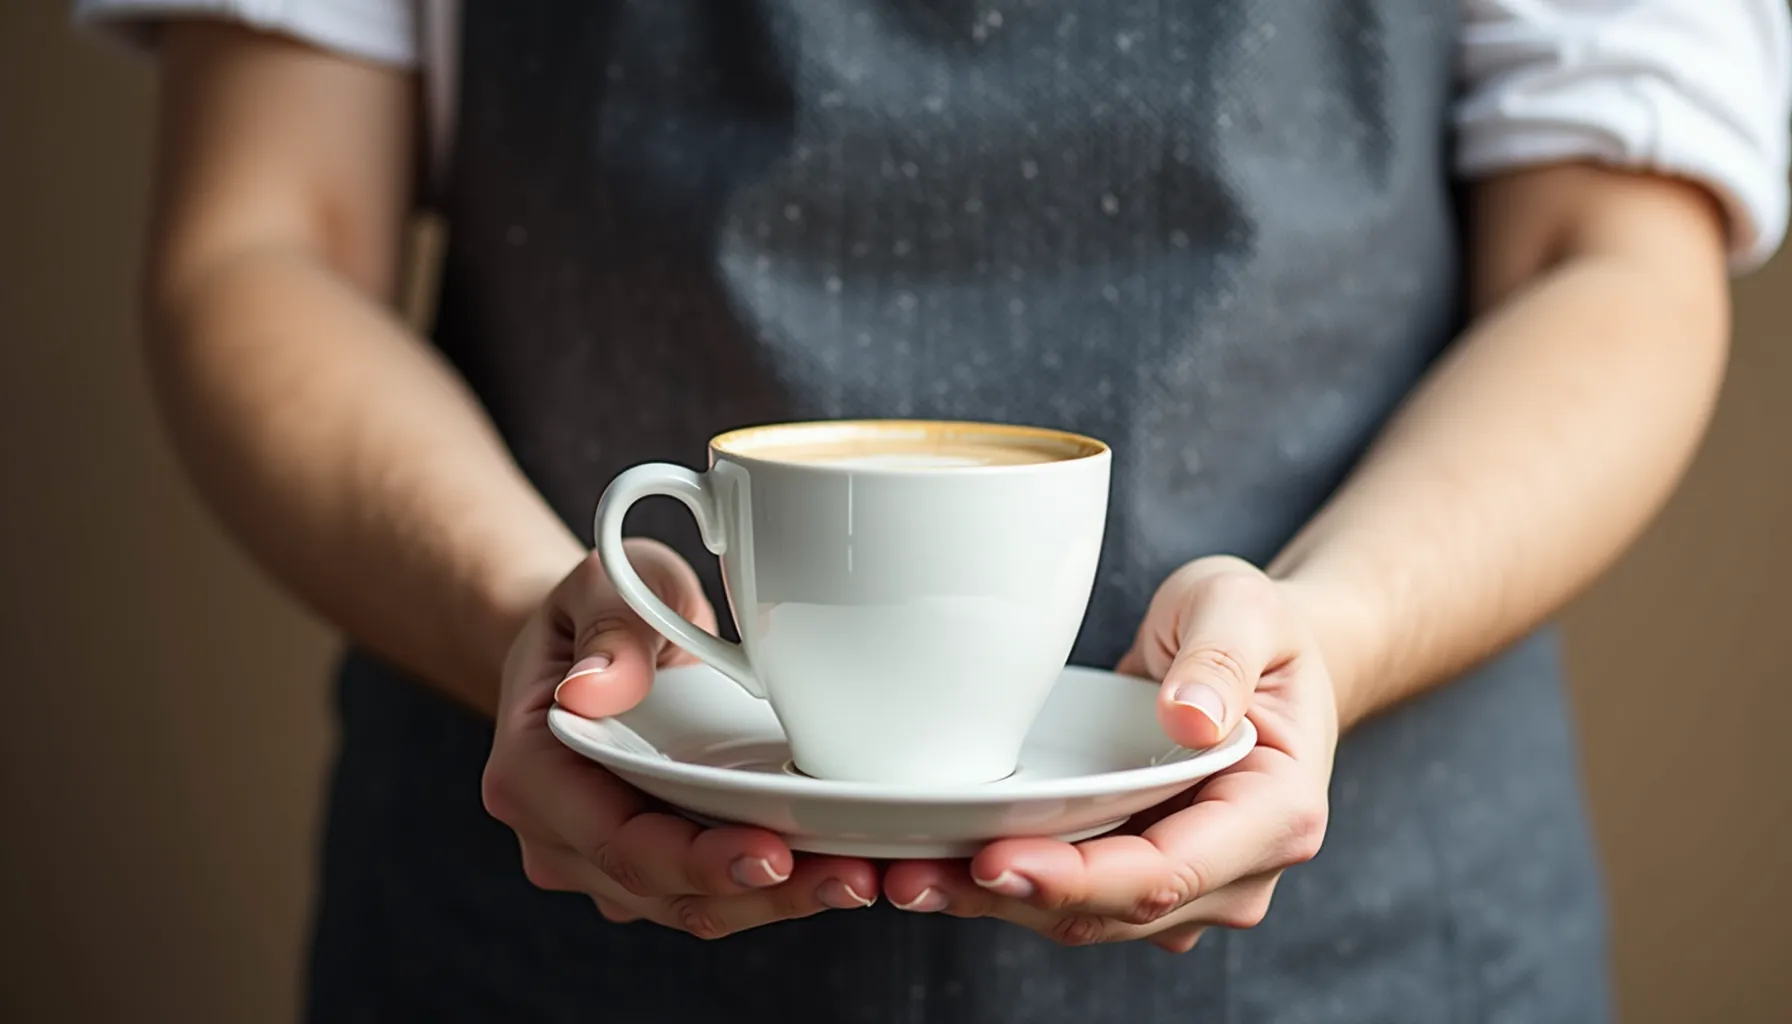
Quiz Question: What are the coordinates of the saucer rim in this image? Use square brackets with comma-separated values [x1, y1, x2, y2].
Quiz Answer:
[547, 666, 1257, 805]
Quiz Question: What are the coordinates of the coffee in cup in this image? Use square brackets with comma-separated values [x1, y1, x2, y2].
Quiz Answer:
[594, 419, 1110, 785]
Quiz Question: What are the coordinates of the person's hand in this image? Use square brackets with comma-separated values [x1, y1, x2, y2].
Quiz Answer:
[482, 541, 880, 937]
[883, 556, 1337, 952]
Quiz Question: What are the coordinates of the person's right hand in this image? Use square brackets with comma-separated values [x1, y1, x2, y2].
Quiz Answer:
[482, 540, 880, 937]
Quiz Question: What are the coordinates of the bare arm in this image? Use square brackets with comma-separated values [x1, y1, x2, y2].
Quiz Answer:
[146, 23, 584, 713]
[893, 164, 1739, 946]
[143, 24, 885, 932]
[1271, 164, 1732, 726]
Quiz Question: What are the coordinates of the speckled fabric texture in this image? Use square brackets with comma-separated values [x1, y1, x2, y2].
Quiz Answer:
[303, 2, 1611, 1020]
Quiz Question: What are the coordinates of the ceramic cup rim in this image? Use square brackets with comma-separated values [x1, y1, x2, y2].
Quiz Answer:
[707, 418, 1110, 475]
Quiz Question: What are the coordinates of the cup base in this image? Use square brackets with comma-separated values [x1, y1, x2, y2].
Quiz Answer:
[787, 755, 1020, 788]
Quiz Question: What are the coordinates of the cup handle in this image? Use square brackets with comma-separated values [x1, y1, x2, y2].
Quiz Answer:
[593, 463, 764, 698]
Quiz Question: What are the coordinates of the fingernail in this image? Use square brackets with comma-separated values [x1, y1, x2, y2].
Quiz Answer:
[817, 879, 874, 909]
[893, 887, 948, 913]
[565, 654, 613, 680]
[553, 654, 613, 703]
[1171, 682, 1226, 727]
[973, 869, 1035, 899]
[730, 856, 788, 888]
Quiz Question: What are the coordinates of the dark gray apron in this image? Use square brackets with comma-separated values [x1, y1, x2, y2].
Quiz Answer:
[304, 2, 1611, 1020]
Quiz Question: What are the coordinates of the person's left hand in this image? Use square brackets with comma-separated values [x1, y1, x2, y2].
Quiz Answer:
[884, 556, 1340, 952]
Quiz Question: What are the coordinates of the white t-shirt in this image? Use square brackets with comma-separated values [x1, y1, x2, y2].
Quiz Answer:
[76, 0, 1792, 269]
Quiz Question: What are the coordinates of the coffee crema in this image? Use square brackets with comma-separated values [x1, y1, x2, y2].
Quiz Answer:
[756, 440, 1062, 468]
[712, 420, 1104, 470]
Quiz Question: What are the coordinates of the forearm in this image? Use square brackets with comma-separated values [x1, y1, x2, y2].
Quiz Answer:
[148, 247, 582, 713]
[1268, 168, 1731, 728]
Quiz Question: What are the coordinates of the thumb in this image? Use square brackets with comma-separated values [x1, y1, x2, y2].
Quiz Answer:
[1156, 578, 1281, 749]
[552, 542, 706, 719]
[552, 603, 662, 719]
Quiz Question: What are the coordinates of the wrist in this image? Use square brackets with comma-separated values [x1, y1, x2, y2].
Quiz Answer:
[1271, 573, 1385, 730]
[461, 541, 585, 685]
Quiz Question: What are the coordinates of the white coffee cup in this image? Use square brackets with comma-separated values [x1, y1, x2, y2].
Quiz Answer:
[594, 419, 1110, 785]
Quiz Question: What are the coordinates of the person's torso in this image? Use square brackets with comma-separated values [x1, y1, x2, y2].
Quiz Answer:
[429, 0, 1464, 661]
[307, 4, 1610, 1021]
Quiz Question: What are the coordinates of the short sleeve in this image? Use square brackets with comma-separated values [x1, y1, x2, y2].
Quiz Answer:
[72, 0, 419, 69]
[1455, 0, 1792, 271]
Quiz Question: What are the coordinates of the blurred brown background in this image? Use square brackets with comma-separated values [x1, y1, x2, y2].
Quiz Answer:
[3, 1, 1788, 1020]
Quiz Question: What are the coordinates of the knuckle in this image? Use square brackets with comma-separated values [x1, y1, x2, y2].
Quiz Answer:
[623, 537, 692, 585]
[592, 896, 639, 924]
[1031, 885, 1079, 913]
[1121, 889, 1180, 926]
[1218, 892, 1274, 931]
[621, 539, 708, 618]
[575, 613, 641, 654]
[1122, 875, 1193, 926]
[620, 536, 677, 562]
[562, 551, 608, 592]
[1176, 645, 1253, 695]
[1199, 567, 1277, 609]
[1283, 798, 1330, 865]
[667, 896, 730, 940]
[521, 860, 555, 890]
[1152, 926, 1205, 955]
[949, 889, 998, 920]
[769, 883, 814, 921]
[1173, 857, 1214, 904]
[479, 766, 520, 827]
[1048, 913, 1110, 947]
[588, 841, 650, 896]
[520, 847, 571, 892]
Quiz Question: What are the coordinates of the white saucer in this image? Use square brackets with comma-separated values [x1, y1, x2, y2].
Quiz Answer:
[548, 664, 1256, 858]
